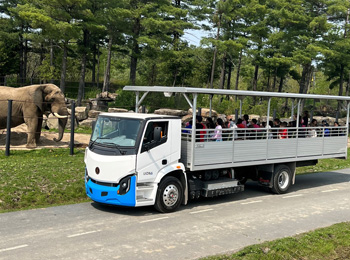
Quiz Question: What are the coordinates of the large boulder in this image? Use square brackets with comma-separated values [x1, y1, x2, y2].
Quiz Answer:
[80, 118, 96, 128]
[46, 114, 76, 130]
[188, 108, 218, 117]
[75, 106, 88, 121]
[88, 110, 102, 118]
[181, 114, 192, 125]
[108, 108, 129, 113]
[154, 108, 187, 116]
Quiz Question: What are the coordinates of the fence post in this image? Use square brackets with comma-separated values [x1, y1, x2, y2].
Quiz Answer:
[5, 100, 13, 156]
[70, 101, 75, 155]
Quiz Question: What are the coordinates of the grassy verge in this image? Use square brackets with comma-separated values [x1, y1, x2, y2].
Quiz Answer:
[0, 148, 350, 212]
[296, 148, 350, 175]
[0, 148, 87, 212]
[202, 222, 350, 260]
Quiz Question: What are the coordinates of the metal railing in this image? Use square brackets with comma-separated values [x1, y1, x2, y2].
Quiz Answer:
[181, 126, 347, 142]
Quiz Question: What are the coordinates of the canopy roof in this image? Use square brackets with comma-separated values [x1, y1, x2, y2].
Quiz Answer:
[124, 86, 350, 101]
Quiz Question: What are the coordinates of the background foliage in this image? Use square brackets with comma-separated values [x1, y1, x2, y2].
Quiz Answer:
[1, 0, 350, 116]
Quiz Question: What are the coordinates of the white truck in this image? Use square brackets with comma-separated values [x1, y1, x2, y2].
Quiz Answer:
[84, 86, 349, 212]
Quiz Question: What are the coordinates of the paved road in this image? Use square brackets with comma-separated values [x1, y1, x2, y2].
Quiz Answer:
[1, 169, 350, 260]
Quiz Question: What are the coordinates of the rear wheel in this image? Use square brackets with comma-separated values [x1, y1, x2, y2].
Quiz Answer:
[154, 176, 183, 213]
[270, 165, 292, 194]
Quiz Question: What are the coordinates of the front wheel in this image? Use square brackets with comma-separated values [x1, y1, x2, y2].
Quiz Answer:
[154, 176, 183, 213]
[270, 165, 292, 194]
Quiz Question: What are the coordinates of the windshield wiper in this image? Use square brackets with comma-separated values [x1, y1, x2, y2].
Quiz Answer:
[89, 138, 127, 155]
[102, 142, 126, 155]
[89, 137, 110, 149]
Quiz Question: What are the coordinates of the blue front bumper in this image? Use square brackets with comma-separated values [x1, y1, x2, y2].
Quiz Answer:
[85, 175, 136, 207]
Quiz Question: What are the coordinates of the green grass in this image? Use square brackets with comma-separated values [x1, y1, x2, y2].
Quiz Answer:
[0, 148, 87, 212]
[202, 222, 350, 260]
[296, 148, 350, 175]
[0, 148, 349, 212]
[1, 148, 350, 259]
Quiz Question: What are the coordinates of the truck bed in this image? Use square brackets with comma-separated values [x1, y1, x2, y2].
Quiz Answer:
[181, 127, 347, 171]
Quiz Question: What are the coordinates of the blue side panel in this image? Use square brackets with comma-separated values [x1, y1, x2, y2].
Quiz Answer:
[85, 175, 136, 207]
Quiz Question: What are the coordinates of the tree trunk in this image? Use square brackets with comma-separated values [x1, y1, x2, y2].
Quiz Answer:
[130, 18, 141, 85]
[299, 63, 312, 111]
[346, 71, 350, 97]
[172, 67, 178, 86]
[60, 41, 68, 93]
[23, 38, 28, 83]
[102, 35, 113, 93]
[225, 62, 233, 100]
[253, 64, 259, 91]
[210, 13, 222, 89]
[219, 53, 227, 89]
[266, 68, 271, 92]
[278, 76, 284, 92]
[50, 40, 54, 83]
[338, 64, 344, 111]
[92, 43, 96, 86]
[235, 49, 243, 101]
[77, 29, 89, 106]
[272, 68, 277, 92]
[19, 28, 24, 84]
[252, 64, 259, 105]
[97, 44, 100, 89]
[149, 63, 157, 85]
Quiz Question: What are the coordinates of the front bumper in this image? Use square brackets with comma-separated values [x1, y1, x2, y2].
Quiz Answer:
[85, 175, 136, 207]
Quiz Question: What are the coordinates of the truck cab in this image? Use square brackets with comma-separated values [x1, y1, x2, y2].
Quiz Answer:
[85, 113, 187, 212]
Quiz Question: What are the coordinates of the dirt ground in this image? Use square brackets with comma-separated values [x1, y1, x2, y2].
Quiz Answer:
[0, 124, 90, 150]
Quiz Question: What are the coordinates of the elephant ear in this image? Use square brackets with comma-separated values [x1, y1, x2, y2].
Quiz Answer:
[33, 85, 44, 111]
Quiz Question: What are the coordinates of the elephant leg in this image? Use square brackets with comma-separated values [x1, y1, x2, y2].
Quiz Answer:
[35, 117, 43, 143]
[24, 117, 38, 148]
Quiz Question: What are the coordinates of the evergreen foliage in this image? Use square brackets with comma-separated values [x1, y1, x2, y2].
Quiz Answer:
[1, 0, 350, 115]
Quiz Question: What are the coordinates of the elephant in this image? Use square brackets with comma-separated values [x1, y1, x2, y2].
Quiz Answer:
[0, 84, 69, 148]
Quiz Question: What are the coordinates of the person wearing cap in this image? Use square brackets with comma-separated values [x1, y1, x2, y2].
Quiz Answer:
[322, 120, 330, 137]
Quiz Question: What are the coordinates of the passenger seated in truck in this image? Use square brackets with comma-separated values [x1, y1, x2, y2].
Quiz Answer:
[211, 118, 223, 141]
[322, 120, 330, 137]
[236, 118, 245, 139]
[331, 121, 344, 136]
[205, 117, 216, 129]
[278, 121, 288, 139]
[272, 118, 280, 138]
[196, 115, 206, 142]
[242, 114, 249, 128]
[182, 120, 192, 134]
[307, 120, 318, 138]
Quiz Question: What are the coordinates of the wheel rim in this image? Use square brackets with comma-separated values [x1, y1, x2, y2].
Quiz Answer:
[162, 184, 179, 207]
[278, 170, 290, 190]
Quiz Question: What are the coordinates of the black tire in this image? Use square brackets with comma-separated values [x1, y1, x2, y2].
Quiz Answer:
[154, 176, 183, 213]
[270, 165, 292, 194]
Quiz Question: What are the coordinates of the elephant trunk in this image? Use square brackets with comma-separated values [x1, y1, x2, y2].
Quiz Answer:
[53, 106, 68, 142]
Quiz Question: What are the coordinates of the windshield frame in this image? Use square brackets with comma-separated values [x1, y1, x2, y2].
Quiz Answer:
[89, 116, 144, 155]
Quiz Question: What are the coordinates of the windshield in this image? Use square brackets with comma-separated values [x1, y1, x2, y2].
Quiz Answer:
[91, 116, 142, 147]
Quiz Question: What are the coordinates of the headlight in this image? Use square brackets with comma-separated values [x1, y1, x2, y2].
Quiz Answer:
[118, 175, 132, 195]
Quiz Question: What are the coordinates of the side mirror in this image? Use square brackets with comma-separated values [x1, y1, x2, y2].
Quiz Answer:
[153, 127, 162, 142]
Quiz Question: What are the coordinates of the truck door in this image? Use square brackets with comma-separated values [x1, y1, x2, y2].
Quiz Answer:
[137, 120, 171, 182]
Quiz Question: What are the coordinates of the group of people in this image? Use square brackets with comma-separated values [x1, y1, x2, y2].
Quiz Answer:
[183, 112, 344, 142]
